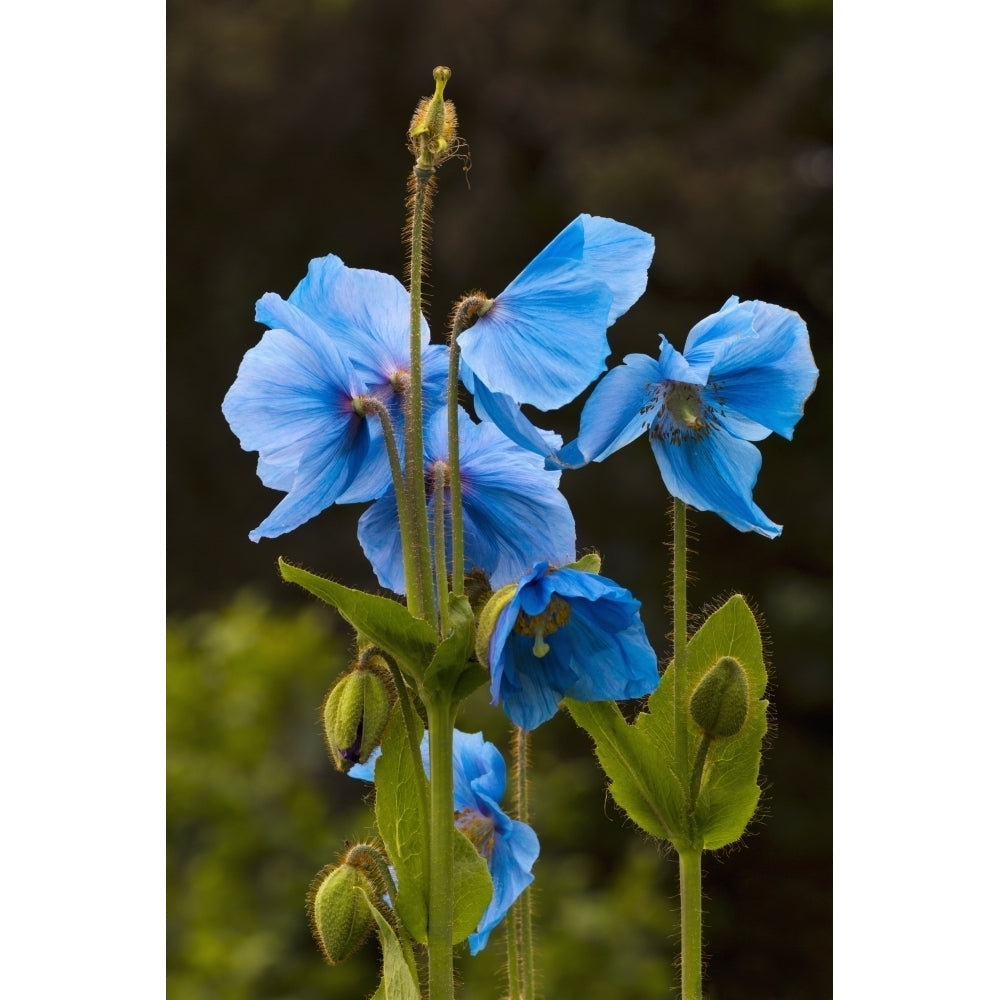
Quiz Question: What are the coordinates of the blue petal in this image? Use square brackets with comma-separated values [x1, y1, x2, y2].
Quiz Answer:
[457, 261, 615, 411]
[649, 424, 782, 538]
[698, 300, 818, 441]
[468, 817, 539, 955]
[545, 214, 655, 321]
[221, 326, 376, 540]
[487, 564, 657, 730]
[563, 352, 661, 464]
[357, 490, 406, 592]
[287, 255, 430, 353]
[464, 366, 565, 464]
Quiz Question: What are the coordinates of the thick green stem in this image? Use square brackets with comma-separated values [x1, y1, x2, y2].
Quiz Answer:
[406, 167, 437, 621]
[426, 697, 457, 1000]
[672, 499, 690, 788]
[678, 849, 703, 1000]
[505, 907, 523, 1000]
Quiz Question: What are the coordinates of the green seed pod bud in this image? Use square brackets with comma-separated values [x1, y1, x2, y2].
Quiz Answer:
[308, 862, 375, 965]
[475, 582, 518, 670]
[407, 66, 459, 169]
[323, 666, 392, 771]
[689, 655, 750, 738]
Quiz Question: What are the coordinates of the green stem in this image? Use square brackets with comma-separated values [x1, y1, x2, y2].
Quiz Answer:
[363, 397, 421, 615]
[426, 696, 457, 1000]
[406, 167, 437, 622]
[688, 733, 711, 810]
[433, 461, 450, 635]
[514, 727, 536, 1000]
[678, 848, 703, 1000]
[505, 907, 523, 1000]
[672, 499, 690, 789]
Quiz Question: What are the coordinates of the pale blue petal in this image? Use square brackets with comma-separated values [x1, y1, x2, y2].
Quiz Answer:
[572, 215, 655, 321]
[649, 426, 782, 538]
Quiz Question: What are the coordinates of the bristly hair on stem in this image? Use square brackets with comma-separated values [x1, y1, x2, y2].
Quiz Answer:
[404, 169, 437, 316]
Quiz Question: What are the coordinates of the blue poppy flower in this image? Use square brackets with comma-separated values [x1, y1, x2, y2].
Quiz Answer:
[222, 257, 448, 539]
[357, 407, 576, 593]
[556, 297, 819, 537]
[348, 730, 540, 956]
[485, 561, 660, 731]
[456, 214, 654, 412]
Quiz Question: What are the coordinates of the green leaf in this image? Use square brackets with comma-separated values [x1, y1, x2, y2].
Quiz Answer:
[684, 596, 768, 850]
[451, 825, 493, 944]
[361, 894, 420, 1000]
[568, 594, 768, 852]
[373, 708, 429, 942]
[565, 698, 687, 844]
[422, 594, 476, 698]
[278, 558, 437, 682]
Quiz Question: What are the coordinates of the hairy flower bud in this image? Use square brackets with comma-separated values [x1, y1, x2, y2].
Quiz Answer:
[408, 65, 458, 170]
[323, 664, 392, 771]
[689, 655, 750, 738]
[308, 862, 376, 965]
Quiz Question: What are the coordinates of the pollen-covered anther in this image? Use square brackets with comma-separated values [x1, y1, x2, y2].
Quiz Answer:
[514, 596, 572, 657]
[455, 806, 496, 860]
[651, 382, 711, 444]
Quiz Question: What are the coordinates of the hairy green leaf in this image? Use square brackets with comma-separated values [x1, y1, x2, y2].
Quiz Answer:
[362, 894, 420, 1000]
[278, 558, 437, 682]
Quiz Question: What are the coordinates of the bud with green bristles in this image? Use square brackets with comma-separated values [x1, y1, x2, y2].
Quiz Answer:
[322, 660, 393, 771]
[689, 655, 750, 739]
[307, 860, 376, 965]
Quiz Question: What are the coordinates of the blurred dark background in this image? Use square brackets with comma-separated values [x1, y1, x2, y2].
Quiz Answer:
[167, 0, 831, 996]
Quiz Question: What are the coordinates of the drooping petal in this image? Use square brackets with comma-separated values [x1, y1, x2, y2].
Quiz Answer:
[649, 424, 782, 538]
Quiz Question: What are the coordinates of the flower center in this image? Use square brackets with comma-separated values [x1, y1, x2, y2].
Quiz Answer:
[649, 382, 713, 444]
[513, 596, 571, 657]
[455, 807, 496, 859]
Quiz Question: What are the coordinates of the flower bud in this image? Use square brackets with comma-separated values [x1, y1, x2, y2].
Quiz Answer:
[323, 665, 392, 771]
[407, 66, 458, 170]
[689, 655, 750, 738]
[308, 862, 376, 964]
[474, 582, 518, 670]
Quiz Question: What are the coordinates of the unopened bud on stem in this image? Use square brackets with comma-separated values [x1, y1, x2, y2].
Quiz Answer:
[323, 661, 393, 770]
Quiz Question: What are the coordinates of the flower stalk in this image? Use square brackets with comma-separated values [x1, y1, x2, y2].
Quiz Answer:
[426, 696, 458, 1000]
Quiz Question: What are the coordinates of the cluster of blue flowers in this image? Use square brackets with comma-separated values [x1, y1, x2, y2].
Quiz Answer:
[223, 211, 817, 954]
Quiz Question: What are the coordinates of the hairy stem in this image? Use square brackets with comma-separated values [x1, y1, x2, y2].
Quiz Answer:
[426, 697, 457, 1000]
[405, 166, 437, 621]
[678, 848, 703, 1000]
